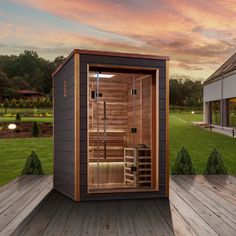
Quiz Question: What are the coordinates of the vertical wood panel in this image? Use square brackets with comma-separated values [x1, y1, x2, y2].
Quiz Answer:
[74, 53, 80, 201]
[165, 61, 170, 197]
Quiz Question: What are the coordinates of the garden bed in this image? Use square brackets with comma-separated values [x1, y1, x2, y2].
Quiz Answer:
[0, 122, 52, 138]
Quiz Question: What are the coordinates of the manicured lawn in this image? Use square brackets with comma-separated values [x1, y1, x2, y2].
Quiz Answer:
[170, 113, 236, 174]
[0, 117, 53, 123]
[0, 112, 235, 186]
[0, 137, 53, 186]
[0, 108, 52, 114]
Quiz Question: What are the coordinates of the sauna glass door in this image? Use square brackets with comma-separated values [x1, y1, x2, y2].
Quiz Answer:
[88, 69, 154, 193]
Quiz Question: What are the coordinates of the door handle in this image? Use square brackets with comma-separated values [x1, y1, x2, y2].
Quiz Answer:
[104, 101, 106, 159]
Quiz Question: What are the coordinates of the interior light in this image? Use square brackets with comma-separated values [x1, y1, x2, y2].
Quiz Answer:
[92, 74, 114, 78]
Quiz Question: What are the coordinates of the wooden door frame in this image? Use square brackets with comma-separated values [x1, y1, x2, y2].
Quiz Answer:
[86, 64, 159, 194]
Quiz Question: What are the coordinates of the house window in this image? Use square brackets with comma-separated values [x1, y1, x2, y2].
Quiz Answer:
[211, 100, 220, 125]
[229, 98, 236, 127]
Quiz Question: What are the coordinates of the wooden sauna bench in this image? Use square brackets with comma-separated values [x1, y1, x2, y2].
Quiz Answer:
[89, 130, 127, 161]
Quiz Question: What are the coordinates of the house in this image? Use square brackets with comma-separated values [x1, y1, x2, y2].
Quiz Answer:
[15, 89, 46, 100]
[52, 49, 170, 201]
[203, 53, 236, 128]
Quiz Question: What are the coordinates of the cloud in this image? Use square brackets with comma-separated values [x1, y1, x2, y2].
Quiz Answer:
[4, 0, 236, 79]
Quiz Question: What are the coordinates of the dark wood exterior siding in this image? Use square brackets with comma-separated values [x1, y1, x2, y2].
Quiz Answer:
[53, 56, 75, 199]
[79, 54, 167, 201]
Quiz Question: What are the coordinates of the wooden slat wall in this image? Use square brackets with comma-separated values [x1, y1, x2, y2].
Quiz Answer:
[53, 56, 75, 199]
[88, 80, 128, 162]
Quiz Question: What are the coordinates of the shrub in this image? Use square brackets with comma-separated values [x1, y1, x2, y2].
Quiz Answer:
[18, 98, 25, 108]
[15, 112, 21, 121]
[14, 127, 22, 133]
[3, 98, 9, 114]
[10, 98, 17, 108]
[32, 122, 40, 137]
[171, 146, 196, 175]
[21, 151, 44, 175]
[204, 149, 227, 175]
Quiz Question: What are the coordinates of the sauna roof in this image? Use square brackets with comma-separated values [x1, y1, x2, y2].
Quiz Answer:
[52, 49, 170, 77]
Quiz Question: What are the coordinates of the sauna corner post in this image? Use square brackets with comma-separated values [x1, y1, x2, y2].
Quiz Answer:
[165, 60, 170, 198]
[74, 53, 80, 201]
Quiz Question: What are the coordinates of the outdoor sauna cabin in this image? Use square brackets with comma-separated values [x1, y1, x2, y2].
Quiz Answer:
[52, 49, 170, 201]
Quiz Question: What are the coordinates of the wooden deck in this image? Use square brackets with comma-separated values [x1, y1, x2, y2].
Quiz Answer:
[0, 175, 53, 235]
[1, 175, 236, 235]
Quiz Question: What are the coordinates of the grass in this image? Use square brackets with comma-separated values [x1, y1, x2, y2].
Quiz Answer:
[0, 116, 53, 123]
[170, 113, 236, 174]
[0, 112, 236, 186]
[0, 107, 52, 114]
[0, 137, 53, 186]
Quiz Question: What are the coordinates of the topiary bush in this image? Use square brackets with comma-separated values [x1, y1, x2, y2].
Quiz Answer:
[32, 122, 40, 137]
[21, 151, 44, 175]
[15, 112, 21, 121]
[204, 149, 227, 175]
[172, 146, 196, 175]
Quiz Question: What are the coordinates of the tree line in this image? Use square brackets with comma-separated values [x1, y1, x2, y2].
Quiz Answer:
[0, 50, 203, 108]
[0, 50, 65, 99]
[170, 75, 203, 108]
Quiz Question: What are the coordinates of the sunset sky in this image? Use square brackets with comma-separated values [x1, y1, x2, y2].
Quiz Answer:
[1, 0, 236, 80]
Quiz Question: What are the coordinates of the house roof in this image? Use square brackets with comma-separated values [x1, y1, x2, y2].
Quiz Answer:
[52, 49, 170, 77]
[204, 53, 236, 85]
[16, 90, 45, 96]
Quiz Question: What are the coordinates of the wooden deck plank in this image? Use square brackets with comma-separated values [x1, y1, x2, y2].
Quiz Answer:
[221, 175, 236, 184]
[0, 176, 42, 214]
[80, 201, 101, 235]
[171, 177, 236, 236]
[126, 200, 155, 236]
[0, 177, 20, 194]
[62, 202, 90, 235]
[192, 175, 236, 205]
[0, 176, 52, 233]
[3, 175, 236, 236]
[1, 179, 53, 235]
[180, 176, 236, 218]
[140, 199, 174, 235]
[170, 203, 197, 236]
[17, 191, 63, 236]
[170, 185, 218, 235]
[97, 201, 119, 236]
[0, 175, 36, 206]
[207, 175, 236, 193]
[175, 176, 236, 232]
[115, 200, 136, 236]
[42, 195, 75, 236]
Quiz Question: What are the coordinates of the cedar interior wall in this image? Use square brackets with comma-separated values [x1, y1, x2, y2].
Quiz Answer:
[79, 54, 167, 201]
[53, 56, 75, 199]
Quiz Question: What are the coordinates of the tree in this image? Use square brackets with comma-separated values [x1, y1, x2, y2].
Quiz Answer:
[3, 98, 9, 114]
[21, 151, 44, 175]
[18, 98, 25, 108]
[32, 122, 40, 137]
[172, 147, 196, 174]
[10, 98, 17, 108]
[204, 149, 227, 175]
[170, 75, 203, 107]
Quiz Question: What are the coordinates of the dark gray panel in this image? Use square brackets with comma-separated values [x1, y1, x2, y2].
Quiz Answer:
[53, 55, 75, 200]
[78, 54, 168, 201]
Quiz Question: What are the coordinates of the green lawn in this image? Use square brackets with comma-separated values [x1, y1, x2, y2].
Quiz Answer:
[170, 113, 236, 174]
[0, 137, 53, 186]
[0, 112, 235, 186]
[0, 107, 52, 114]
[0, 116, 53, 123]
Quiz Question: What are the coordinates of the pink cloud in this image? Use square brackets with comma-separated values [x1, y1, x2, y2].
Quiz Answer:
[7, 0, 236, 78]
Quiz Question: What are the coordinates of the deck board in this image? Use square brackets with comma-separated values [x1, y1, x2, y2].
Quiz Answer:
[0, 175, 53, 236]
[1, 175, 236, 235]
